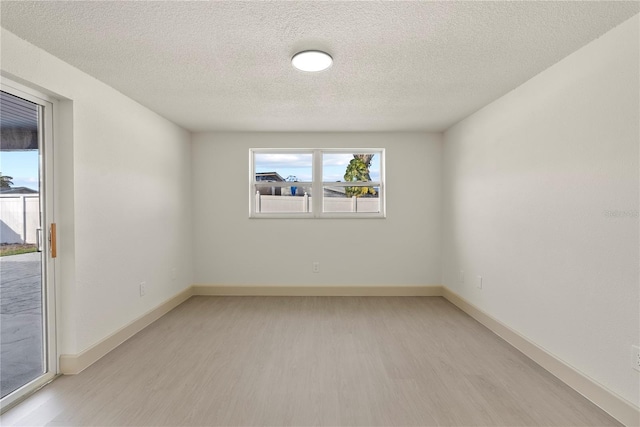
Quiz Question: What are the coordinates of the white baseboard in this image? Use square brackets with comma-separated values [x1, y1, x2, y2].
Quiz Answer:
[59, 287, 193, 375]
[441, 287, 640, 427]
[192, 284, 443, 297]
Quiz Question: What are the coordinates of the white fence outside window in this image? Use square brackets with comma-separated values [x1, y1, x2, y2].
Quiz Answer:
[256, 194, 379, 214]
[0, 194, 40, 244]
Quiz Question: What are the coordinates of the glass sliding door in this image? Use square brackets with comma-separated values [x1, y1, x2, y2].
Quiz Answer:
[0, 85, 56, 412]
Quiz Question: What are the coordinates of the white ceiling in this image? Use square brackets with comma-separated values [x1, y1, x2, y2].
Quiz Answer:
[1, 1, 638, 132]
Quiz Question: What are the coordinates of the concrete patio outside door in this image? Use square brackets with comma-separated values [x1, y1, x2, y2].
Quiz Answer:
[0, 252, 43, 398]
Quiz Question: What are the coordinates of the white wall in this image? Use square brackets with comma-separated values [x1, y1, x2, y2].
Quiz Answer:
[1, 29, 193, 355]
[442, 15, 639, 407]
[192, 132, 441, 287]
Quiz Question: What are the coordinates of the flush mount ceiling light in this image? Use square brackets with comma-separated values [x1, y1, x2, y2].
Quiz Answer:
[291, 50, 333, 72]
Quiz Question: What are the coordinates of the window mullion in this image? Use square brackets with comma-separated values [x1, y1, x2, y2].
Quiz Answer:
[312, 149, 323, 217]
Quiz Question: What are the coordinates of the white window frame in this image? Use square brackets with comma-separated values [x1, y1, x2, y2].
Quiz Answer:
[250, 148, 385, 219]
[0, 78, 58, 413]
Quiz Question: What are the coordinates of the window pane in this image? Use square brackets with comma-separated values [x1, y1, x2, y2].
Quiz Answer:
[323, 187, 380, 213]
[255, 153, 312, 183]
[323, 153, 380, 182]
[254, 184, 312, 213]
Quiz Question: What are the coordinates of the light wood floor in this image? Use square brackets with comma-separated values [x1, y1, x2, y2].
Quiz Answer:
[2, 296, 621, 426]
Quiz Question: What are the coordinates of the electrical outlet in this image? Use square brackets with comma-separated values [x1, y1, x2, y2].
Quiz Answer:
[312, 262, 320, 273]
[139, 281, 146, 297]
[476, 276, 483, 289]
[459, 270, 465, 284]
[632, 345, 640, 372]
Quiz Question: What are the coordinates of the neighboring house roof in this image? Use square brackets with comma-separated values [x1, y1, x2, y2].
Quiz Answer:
[256, 172, 285, 182]
[323, 186, 346, 197]
[0, 187, 38, 194]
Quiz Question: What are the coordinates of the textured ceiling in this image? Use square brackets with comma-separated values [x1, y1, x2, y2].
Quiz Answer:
[1, 1, 638, 132]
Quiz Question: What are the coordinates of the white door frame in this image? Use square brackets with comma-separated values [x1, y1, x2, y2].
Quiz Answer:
[0, 79, 58, 413]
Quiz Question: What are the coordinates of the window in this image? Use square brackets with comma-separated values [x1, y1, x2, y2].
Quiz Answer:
[250, 149, 385, 218]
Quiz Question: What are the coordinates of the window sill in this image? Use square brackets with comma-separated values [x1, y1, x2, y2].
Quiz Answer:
[250, 213, 386, 219]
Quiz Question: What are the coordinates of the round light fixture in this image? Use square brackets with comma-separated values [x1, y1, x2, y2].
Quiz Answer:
[291, 50, 333, 72]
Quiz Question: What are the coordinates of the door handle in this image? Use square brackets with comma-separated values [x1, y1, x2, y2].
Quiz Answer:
[37, 227, 43, 252]
[49, 223, 57, 258]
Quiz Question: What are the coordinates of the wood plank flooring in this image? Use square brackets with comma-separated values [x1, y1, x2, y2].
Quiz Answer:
[1, 296, 621, 426]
